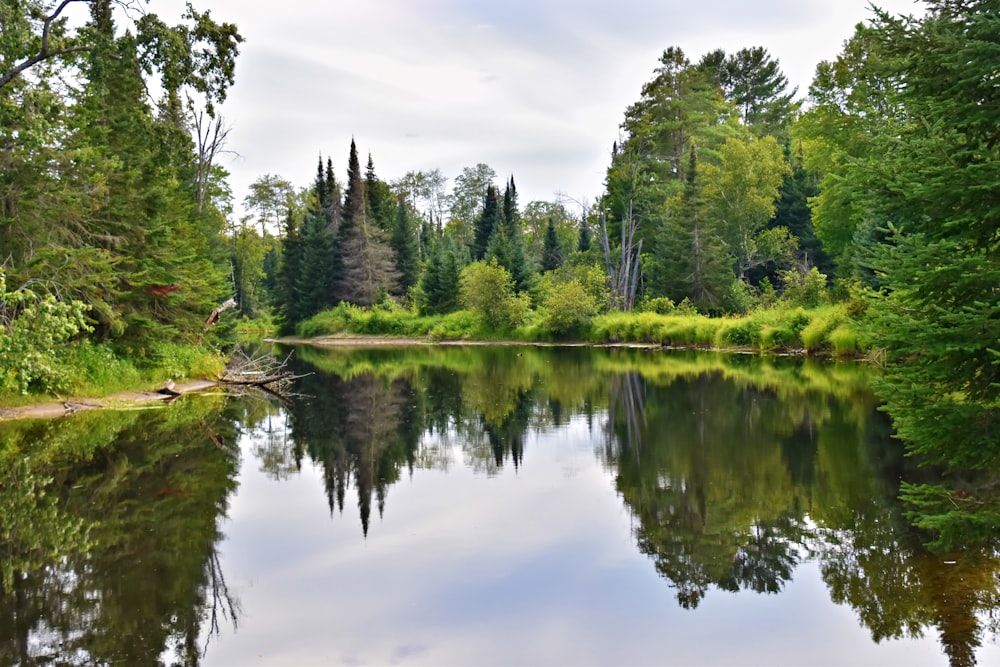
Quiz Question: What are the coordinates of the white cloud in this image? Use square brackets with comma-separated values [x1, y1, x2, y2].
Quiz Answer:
[149, 0, 924, 214]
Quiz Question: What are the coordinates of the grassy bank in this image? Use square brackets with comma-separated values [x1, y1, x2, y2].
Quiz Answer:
[0, 340, 225, 407]
[294, 301, 867, 357]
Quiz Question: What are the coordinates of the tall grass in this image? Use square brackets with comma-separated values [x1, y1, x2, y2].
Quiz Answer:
[293, 301, 865, 357]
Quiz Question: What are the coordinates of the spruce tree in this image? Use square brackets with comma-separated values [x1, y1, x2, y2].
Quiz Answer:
[542, 218, 564, 272]
[471, 185, 499, 261]
[335, 141, 399, 305]
[418, 239, 462, 315]
[390, 198, 420, 292]
[578, 218, 592, 253]
[850, 0, 1000, 548]
[650, 143, 733, 310]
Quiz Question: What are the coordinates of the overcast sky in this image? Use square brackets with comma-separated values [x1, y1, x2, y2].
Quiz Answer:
[149, 0, 923, 215]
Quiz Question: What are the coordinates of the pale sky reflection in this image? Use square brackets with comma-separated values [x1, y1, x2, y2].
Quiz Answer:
[201, 414, 976, 667]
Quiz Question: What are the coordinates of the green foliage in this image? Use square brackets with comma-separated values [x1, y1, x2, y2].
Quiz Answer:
[798, 305, 849, 353]
[540, 278, 598, 339]
[0, 273, 91, 395]
[459, 259, 529, 332]
[588, 303, 858, 354]
[779, 266, 829, 308]
[900, 483, 1000, 551]
[832, 0, 1000, 542]
[416, 239, 464, 316]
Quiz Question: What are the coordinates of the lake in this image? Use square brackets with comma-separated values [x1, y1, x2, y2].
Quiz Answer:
[0, 345, 997, 666]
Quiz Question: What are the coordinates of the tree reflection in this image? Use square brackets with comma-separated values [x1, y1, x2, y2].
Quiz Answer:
[0, 399, 244, 665]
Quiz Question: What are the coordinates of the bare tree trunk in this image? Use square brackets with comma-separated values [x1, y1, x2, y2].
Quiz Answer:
[190, 101, 233, 216]
[599, 201, 643, 311]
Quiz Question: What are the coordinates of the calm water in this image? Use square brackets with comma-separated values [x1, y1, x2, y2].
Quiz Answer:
[1, 345, 998, 666]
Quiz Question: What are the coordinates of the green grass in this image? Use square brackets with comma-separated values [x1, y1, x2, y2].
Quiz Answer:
[0, 339, 226, 406]
[292, 301, 866, 358]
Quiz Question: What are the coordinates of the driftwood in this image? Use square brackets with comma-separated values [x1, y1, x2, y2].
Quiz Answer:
[217, 347, 311, 399]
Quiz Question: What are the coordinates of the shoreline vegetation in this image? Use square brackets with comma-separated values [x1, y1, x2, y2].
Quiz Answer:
[282, 300, 866, 358]
[0, 301, 867, 419]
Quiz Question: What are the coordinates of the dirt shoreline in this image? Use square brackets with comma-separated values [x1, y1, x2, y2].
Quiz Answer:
[0, 380, 219, 422]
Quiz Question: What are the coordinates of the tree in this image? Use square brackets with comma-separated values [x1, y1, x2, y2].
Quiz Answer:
[244, 174, 296, 237]
[390, 197, 420, 292]
[364, 153, 397, 232]
[701, 135, 792, 282]
[542, 218, 564, 272]
[770, 143, 831, 276]
[845, 1, 1000, 546]
[793, 23, 902, 275]
[472, 184, 500, 261]
[335, 141, 399, 306]
[649, 143, 735, 310]
[700, 47, 797, 138]
[417, 238, 463, 315]
[0, 0, 243, 347]
[448, 163, 496, 248]
[459, 259, 529, 331]
[391, 168, 447, 222]
[486, 177, 530, 290]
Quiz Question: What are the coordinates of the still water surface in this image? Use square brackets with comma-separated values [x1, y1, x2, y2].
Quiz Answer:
[1, 345, 997, 666]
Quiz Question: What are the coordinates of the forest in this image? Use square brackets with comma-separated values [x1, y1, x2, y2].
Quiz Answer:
[0, 1, 997, 545]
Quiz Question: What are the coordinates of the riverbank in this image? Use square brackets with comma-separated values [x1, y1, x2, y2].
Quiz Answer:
[0, 380, 219, 421]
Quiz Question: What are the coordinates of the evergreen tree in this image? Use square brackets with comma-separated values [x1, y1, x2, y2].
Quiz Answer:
[542, 218, 564, 272]
[650, 143, 734, 310]
[417, 238, 462, 315]
[64, 5, 230, 345]
[276, 209, 306, 332]
[323, 157, 341, 231]
[472, 184, 500, 261]
[843, 0, 1000, 547]
[700, 47, 797, 138]
[390, 198, 420, 292]
[335, 141, 399, 305]
[485, 178, 530, 290]
[770, 143, 832, 276]
[364, 152, 397, 232]
[578, 217, 592, 253]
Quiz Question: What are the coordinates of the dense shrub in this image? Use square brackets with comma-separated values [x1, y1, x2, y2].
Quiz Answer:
[460, 259, 529, 331]
[542, 279, 598, 338]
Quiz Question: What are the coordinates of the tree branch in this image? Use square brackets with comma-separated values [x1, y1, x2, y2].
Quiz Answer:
[0, 0, 91, 89]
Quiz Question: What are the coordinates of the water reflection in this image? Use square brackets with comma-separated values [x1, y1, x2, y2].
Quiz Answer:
[0, 398, 242, 665]
[1, 345, 998, 666]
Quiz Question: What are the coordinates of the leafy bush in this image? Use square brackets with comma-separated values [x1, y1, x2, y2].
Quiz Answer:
[780, 267, 829, 308]
[460, 259, 529, 331]
[541, 279, 598, 338]
[0, 273, 91, 395]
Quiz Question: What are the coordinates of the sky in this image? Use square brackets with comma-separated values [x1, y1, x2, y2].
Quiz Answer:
[144, 0, 924, 217]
